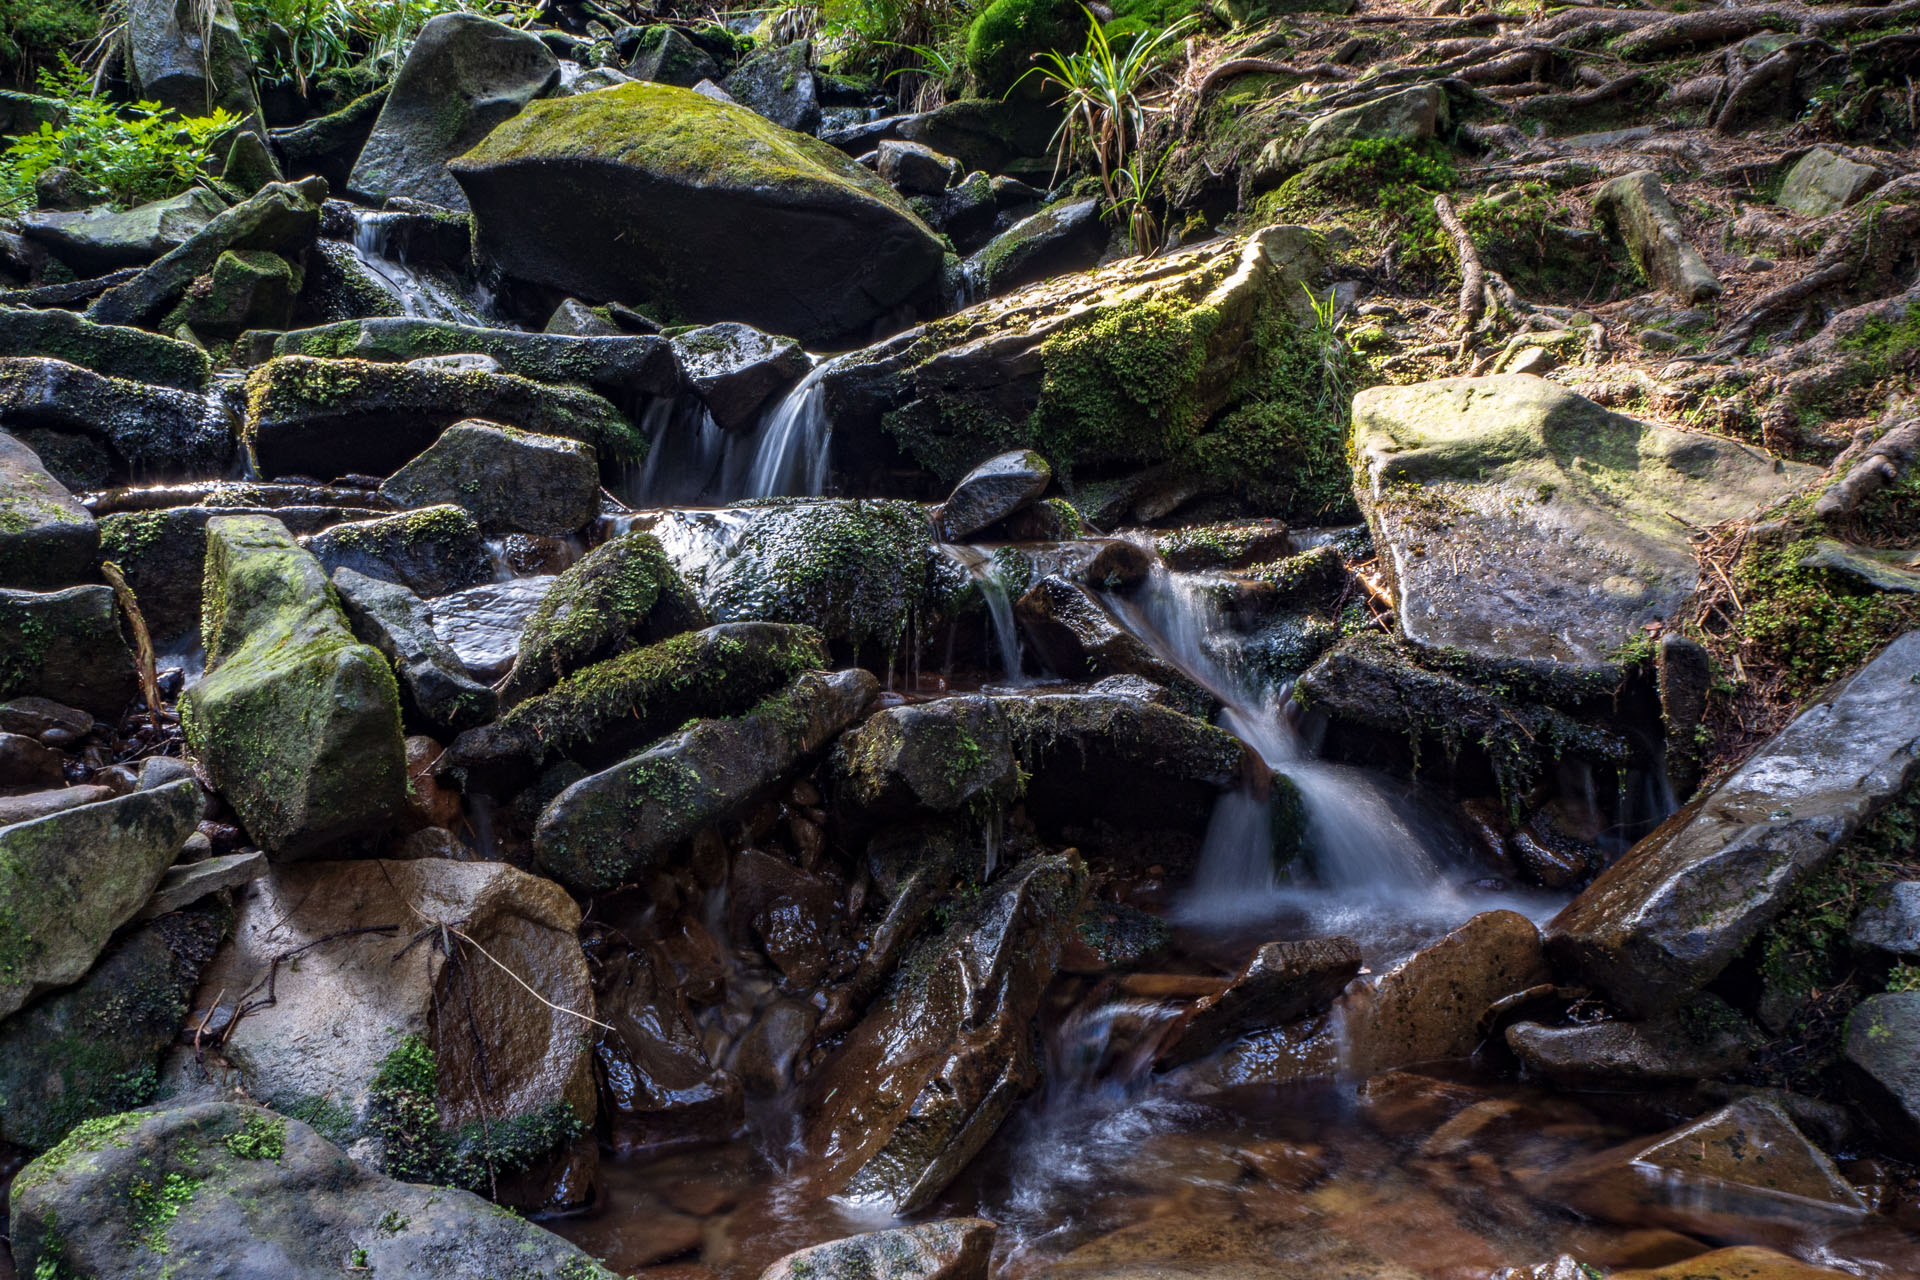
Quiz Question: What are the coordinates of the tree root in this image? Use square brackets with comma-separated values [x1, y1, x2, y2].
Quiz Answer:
[1814, 400, 1920, 520]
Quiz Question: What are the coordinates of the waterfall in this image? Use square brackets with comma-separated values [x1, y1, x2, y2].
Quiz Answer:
[742, 364, 832, 499]
[937, 544, 1027, 684]
[619, 365, 833, 508]
[343, 210, 498, 327]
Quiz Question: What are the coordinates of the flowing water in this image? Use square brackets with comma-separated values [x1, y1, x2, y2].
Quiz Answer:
[621, 365, 833, 507]
[342, 210, 500, 327]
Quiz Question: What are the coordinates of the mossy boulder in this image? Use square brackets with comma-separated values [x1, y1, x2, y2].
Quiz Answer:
[0, 431, 96, 590]
[162, 248, 299, 338]
[671, 322, 810, 431]
[380, 420, 600, 536]
[933, 448, 1052, 540]
[965, 0, 1082, 98]
[721, 39, 821, 133]
[18, 188, 229, 274]
[302, 504, 493, 598]
[830, 694, 1022, 824]
[0, 357, 235, 487]
[449, 82, 946, 348]
[0, 585, 137, 716]
[964, 195, 1106, 299]
[244, 355, 642, 480]
[498, 530, 706, 706]
[626, 25, 720, 87]
[0, 306, 209, 392]
[181, 515, 407, 859]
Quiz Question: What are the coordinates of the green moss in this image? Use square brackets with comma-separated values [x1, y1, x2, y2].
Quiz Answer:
[281, 1095, 354, 1146]
[1254, 138, 1457, 275]
[221, 1114, 286, 1161]
[1032, 296, 1218, 469]
[130, 1171, 200, 1253]
[504, 532, 703, 699]
[1838, 302, 1920, 381]
[964, 0, 1081, 96]
[1731, 537, 1920, 703]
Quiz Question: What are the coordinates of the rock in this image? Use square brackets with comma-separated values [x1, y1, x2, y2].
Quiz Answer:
[0, 357, 233, 487]
[878, 139, 959, 195]
[1158, 937, 1362, 1067]
[303, 505, 492, 598]
[760, 1219, 997, 1280]
[0, 785, 114, 826]
[1504, 346, 1555, 376]
[671, 322, 811, 432]
[1547, 632, 1920, 1016]
[916, 170, 997, 255]
[7, 1101, 618, 1278]
[1506, 997, 1761, 1086]
[1015, 575, 1188, 686]
[722, 39, 820, 133]
[964, 196, 1106, 298]
[122, 0, 262, 132]
[244, 355, 641, 480]
[221, 129, 283, 194]
[831, 695, 1021, 823]
[498, 530, 706, 706]
[934, 449, 1051, 541]
[349, 13, 559, 210]
[897, 98, 1058, 173]
[0, 431, 95, 589]
[0, 905, 222, 1152]
[594, 939, 742, 1151]
[0, 780, 203, 1019]
[17, 188, 228, 275]
[1611, 1248, 1862, 1280]
[1593, 171, 1722, 303]
[450, 82, 945, 348]
[446, 621, 826, 795]
[1261, 85, 1447, 177]
[545, 298, 621, 335]
[1778, 147, 1881, 218]
[731, 846, 842, 986]
[736, 998, 818, 1093]
[181, 515, 407, 858]
[535, 666, 876, 890]
[379, 420, 599, 536]
[134, 848, 267, 919]
[1155, 520, 1292, 571]
[272, 87, 389, 190]
[1851, 882, 1920, 960]
[0, 585, 137, 716]
[1658, 631, 1713, 797]
[626, 24, 720, 87]
[163, 247, 297, 337]
[0, 731, 62, 787]
[427, 575, 556, 680]
[332, 567, 496, 736]
[0, 305, 208, 391]
[1352, 376, 1807, 680]
[1842, 992, 1920, 1147]
[1063, 900, 1170, 973]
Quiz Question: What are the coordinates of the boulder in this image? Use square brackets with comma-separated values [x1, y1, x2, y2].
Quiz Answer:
[897, 98, 1058, 173]
[1505, 996, 1761, 1087]
[0, 431, 95, 589]
[916, 170, 997, 254]
[303, 505, 492, 598]
[1547, 632, 1920, 1016]
[162, 248, 296, 337]
[831, 695, 1022, 823]
[804, 852, 1086, 1213]
[0, 357, 233, 487]
[0, 780, 204, 1020]
[671, 322, 811, 432]
[721, 39, 821, 133]
[7, 1102, 618, 1278]
[0, 306, 208, 391]
[1842, 992, 1920, 1147]
[1778, 147, 1881, 218]
[332, 567, 496, 735]
[1260, 85, 1447, 177]
[181, 515, 407, 858]
[1851, 882, 1920, 960]
[244, 355, 642, 480]
[760, 1220, 997, 1280]
[1157, 937, 1362, 1067]
[17, 188, 227, 275]
[535, 668, 879, 891]
[379, 420, 600, 536]
[934, 449, 1051, 541]
[878, 140, 960, 195]
[1593, 171, 1722, 303]
[272, 87, 389, 190]
[1155, 519, 1292, 571]
[0, 585, 137, 715]
[184, 858, 597, 1206]
[626, 25, 721, 88]
[0, 785, 114, 827]
[122, 0, 262, 132]
[593, 938, 742, 1151]
[497, 530, 706, 706]
[0, 731, 61, 787]
[963, 196, 1105, 298]
[1352, 376, 1807, 680]
[349, 13, 559, 210]
[1015, 574, 1190, 687]
[427, 576, 557, 680]
[449, 82, 946, 348]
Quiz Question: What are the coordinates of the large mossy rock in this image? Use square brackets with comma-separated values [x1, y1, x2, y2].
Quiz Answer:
[302, 504, 493, 598]
[0, 585, 137, 716]
[1547, 631, 1920, 1017]
[0, 432, 95, 589]
[18, 188, 228, 277]
[0, 357, 234, 487]
[8, 1102, 618, 1279]
[348, 12, 559, 210]
[964, 0, 1082, 97]
[180, 515, 407, 859]
[449, 82, 947, 348]
[0, 307, 208, 391]
[379, 420, 600, 536]
[184, 858, 597, 1207]
[0, 780, 204, 1020]
[831, 695, 1022, 824]
[1352, 375, 1810, 681]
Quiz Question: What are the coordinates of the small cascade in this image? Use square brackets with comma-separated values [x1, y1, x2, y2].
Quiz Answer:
[619, 364, 834, 507]
[742, 363, 832, 499]
[937, 544, 1027, 684]
[344, 210, 498, 327]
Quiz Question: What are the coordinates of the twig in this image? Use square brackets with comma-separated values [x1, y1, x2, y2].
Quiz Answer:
[101, 561, 162, 731]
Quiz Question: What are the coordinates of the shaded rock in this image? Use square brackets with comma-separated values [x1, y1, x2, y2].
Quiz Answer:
[1506, 997, 1761, 1086]
[737, 998, 820, 1093]
[271, 87, 389, 190]
[1778, 147, 1880, 218]
[1548, 632, 1920, 1016]
[1353, 376, 1807, 680]
[0, 696, 92, 740]
[760, 1219, 996, 1280]
[1851, 882, 1920, 961]
[122, 0, 262, 131]
[545, 298, 622, 335]
[1593, 171, 1722, 303]
[1015, 575, 1191, 687]
[0, 784, 114, 826]
[348, 13, 559, 210]
[0, 357, 233, 486]
[897, 97, 1058, 174]
[0, 731, 62, 787]
[1156, 520, 1292, 571]
[0, 305, 208, 391]
[594, 940, 742, 1151]
[8, 1101, 617, 1278]
[245, 355, 641, 480]
[0, 431, 95, 589]
[450, 82, 945, 348]
[831, 694, 1020, 823]
[135, 848, 268, 919]
[1842, 991, 1920, 1148]
[535, 668, 878, 891]
[626, 25, 721, 87]
[879, 140, 960, 195]
[17, 188, 227, 276]
[672, 322, 811, 432]
[722, 39, 821, 133]
[0, 585, 136, 716]
[1063, 900, 1171, 974]
[1260, 85, 1446, 179]
[181, 515, 407, 858]
[221, 129, 283, 193]
[303, 504, 492, 598]
[380, 420, 599, 536]
[427, 575, 556, 680]
[0, 780, 203, 1019]
[498, 530, 707, 706]
[163, 247, 297, 337]
[731, 846, 844, 987]
[805, 852, 1086, 1213]
[916, 170, 997, 255]
[964, 196, 1105, 298]
[934, 449, 1050, 541]
[1158, 937, 1361, 1067]
[332, 566, 496, 736]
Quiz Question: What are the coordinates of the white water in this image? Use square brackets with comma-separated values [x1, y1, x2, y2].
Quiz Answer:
[345, 211, 497, 327]
[622, 364, 834, 506]
[937, 544, 1027, 684]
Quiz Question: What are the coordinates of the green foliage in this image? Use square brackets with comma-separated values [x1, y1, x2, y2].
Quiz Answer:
[232, 0, 530, 94]
[1731, 538, 1920, 702]
[965, 0, 1078, 97]
[0, 0, 98, 86]
[1838, 302, 1920, 383]
[222, 1113, 287, 1161]
[129, 1171, 201, 1253]
[824, 0, 970, 100]
[0, 57, 236, 215]
[1260, 138, 1457, 272]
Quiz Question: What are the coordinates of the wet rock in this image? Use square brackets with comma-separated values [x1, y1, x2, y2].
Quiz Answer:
[672, 322, 811, 432]
[760, 1219, 997, 1280]
[245, 355, 642, 481]
[1777, 147, 1881, 218]
[736, 998, 820, 1094]
[0, 904, 222, 1152]
[1506, 997, 1761, 1086]
[0, 357, 233, 486]
[807, 852, 1086, 1213]
[1158, 937, 1362, 1067]
[0, 585, 137, 716]
[349, 13, 559, 210]
[535, 667, 878, 891]
[831, 695, 1020, 824]
[18, 186, 225, 273]
[181, 515, 407, 858]
[1030, 1215, 1419, 1280]
[380, 420, 599, 537]
[8, 1101, 617, 1278]
[332, 566, 497, 735]
[897, 97, 1057, 173]
[0, 779, 204, 1019]
[450, 83, 945, 348]
[626, 24, 720, 87]
[1611, 1247, 1862, 1280]
[1851, 882, 1920, 961]
[499, 530, 706, 705]
[722, 39, 821, 133]
[0, 731, 62, 787]
[1062, 900, 1171, 974]
[934, 449, 1051, 541]
[1352, 376, 1807, 680]
[1155, 520, 1292, 571]
[1548, 632, 1920, 1016]
[964, 196, 1105, 299]
[0, 305, 208, 391]
[122, 0, 262, 132]
[594, 940, 741, 1151]
[187, 858, 597, 1206]
[1015, 575, 1186, 685]
[427, 575, 557, 680]
[449, 622, 823, 794]
[0, 432, 95, 589]
[162, 248, 297, 338]
[731, 846, 844, 986]
[304, 504, 492, 598]
[879, 139, 960, 195]
[1261, 84, 1447, 178]
[1842, 992, 1920, 1147]
[1593, 171, 1722, 303]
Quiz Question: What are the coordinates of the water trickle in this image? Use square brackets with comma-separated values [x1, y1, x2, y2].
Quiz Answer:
[743, 363, 832, 499]
[937, 544, 1027, 685]
[343, 210, 498, 327]
[619, 364, 833, 507]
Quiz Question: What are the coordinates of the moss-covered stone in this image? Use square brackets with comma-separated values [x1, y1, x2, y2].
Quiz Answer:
[162, 248, 299, 338]
[0, 584, 137, 716]
[0, 431, 96, 590]
[302, 504, 492, 599]
[965, 0, 1084, 97]
[0, 307, 209, 391]
[0, 357, 235, 485]
[380, 420, 602, 537]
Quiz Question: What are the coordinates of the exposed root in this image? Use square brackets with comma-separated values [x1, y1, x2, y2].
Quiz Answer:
[1814, 400, 1920, 520]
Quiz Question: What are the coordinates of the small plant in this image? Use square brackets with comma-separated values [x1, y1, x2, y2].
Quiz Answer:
[1300, 283, 1351, 412]
[879, 38, 960, 112]
[1889, 962, 1920, 993]
[1109, 145, 1171, 254]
